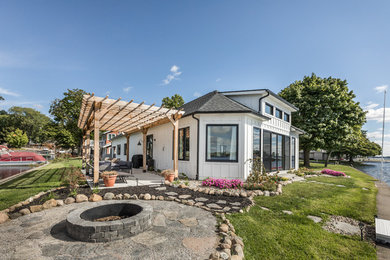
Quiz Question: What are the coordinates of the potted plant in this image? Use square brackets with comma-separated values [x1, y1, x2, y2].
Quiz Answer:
[102, 171, 118, 187]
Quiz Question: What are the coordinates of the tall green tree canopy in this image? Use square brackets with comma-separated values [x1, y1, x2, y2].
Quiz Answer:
[279, 73, 366, 166]
[5, 129, 29, 148]
[49, 88, 89, 152]
[162, 94, 185, 109]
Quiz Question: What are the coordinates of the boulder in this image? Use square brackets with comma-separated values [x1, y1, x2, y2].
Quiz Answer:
[64, 197, 75, 204]
[123, 193, 131, 199]
[158, 196, 164, 200]
[130, 194, 138, 200]
[233, 245, 244, 258]
[0, 212, 9, 223]
[19, 208, 31, 215]
[231, 255, 243, 260]
[75, 194, 88, 203]
[144, 194, 151, 200]
[115, 194, 123, 200]
[15, 203, 23, 208]
[21, 200, 30, 206]
[42, 199, 57, 209]
[30, 205, 43, 213]
[89, 194, 103, 202]
[219, 224, 229, 233]
[56, 200, 64, 206]
[179, 184, 187, 189]
[104, 192, 115, 200]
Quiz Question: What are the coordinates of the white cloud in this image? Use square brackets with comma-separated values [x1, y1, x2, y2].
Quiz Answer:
[193, 92, 201, 97]
[375, 85, 388, 93]
[162, 65, 182, 85]
[216, 78, 221, 82]
[0, 100, 45, 108]
[366, 107, 390, 122]
[367, 131, 390, 140]
[123, 87, 133, 93]
[0, 87, 19, 97]
[364, 101, 379, 110]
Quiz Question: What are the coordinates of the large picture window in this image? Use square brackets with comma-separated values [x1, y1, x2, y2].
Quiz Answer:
[206, 125, 238, 162]
[253, 127, 261, 158]
[179, 127, 190, 160]
[263, 130, 291, 172]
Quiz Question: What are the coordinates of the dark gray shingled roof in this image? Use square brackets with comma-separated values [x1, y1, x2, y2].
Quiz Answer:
[180, 90, 269, 119]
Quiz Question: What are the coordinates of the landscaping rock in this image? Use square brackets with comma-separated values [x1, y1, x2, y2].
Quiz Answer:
[89, 194, 103, 202]
[195, 202, 204, 207]
[179, 184, 187, 189]
[240, 192, 247, 198]
[130, 194, 138, 200]
[207, 203, 222, 209]
[115, 194, 123, 200]
[282, 210, 293, 215]
[179, 217, 198, 227]
[209, 251, 220, 260]
[264, 191, 270, 196]
[233, 244, 244, 258]
[64, 197, 75, 204]
[195, 197, 209, 202]
[209, 189, 215, 195]
[307, 215, 322, 223]
[216, 200, 226, 204]
[178, 194, 191, 199]
[15, 203, 23, 208]
[220, 252, 230, 260]
[220, 243, 231, 249]
[230, 202, 241, 206]
[30, 205, 43, 213]
[232, 236, 244, 248]
[56, 200, 64, 206]
[151, 195, 156, 200]
[277, 184, 283, 194]
[104, 193, 115, 200]
[75, 194, 88, 203]
[19, 208, 31, 215]
[123, 193, 131, 199]
[219, 224, 229, 233]
[216, 190, 224, 196]
[231, 255, 243, 260]
[144, 193, 151, 200]
[223, 207, 231, 212]
[0, 212, 9, 223]
[43, 199, 58, 209]
[155, 187, 166, 191]
[158, 196, 164, 200]
[260, 206, 269, 211]
[21, 200, 30, 206]
[165, 192, 178, 196]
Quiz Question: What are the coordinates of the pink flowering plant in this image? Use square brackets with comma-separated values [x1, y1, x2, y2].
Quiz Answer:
[321, 169, 346, 177]
[202, 177, 243, 189]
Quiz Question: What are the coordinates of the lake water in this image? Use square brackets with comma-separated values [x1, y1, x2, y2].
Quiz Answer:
[355, 161, 390, 185]
[0, 166, 33, 180]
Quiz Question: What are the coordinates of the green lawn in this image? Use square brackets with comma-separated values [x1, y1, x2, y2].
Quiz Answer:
[228, 164, 377, 259]
[0, 159, 81, 210]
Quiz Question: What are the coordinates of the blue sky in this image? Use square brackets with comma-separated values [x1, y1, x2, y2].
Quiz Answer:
[0, 0, 389, 154]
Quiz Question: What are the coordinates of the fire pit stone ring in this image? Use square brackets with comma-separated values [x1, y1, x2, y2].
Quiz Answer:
[66, 200, 153, 242]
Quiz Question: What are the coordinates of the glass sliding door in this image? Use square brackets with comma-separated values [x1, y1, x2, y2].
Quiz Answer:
[253, 127, 261, 159]
[292, 137, 296, 169]
[263, 130, 292, 172]
[284, 136, 290, 170]
[263, 131, 271, 171]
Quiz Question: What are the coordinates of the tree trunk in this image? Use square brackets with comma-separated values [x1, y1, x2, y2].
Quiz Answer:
[324, 151, 332, 167]
[304, 149, 310, 167]
[349, 154, 354, 163]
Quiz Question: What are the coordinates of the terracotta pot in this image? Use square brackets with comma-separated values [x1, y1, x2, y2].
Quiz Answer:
[167, 174, 175, 182]
[103, 175, 117, 187]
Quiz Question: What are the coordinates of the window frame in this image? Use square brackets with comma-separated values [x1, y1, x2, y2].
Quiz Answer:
[284, 113, 290, 122]
[253, 127, 261, 159]
[275, 108, 283, 119]
[178, 127, 190, 161]
[265, 103, 274, 115]
[205, 124, 239, 163]
[117, 144, 121, 155]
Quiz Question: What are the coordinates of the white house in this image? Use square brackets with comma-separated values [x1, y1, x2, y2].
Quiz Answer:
[110, 89, 303, 180]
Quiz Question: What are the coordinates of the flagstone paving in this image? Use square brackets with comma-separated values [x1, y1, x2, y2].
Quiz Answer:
[0, 201, 218, 260]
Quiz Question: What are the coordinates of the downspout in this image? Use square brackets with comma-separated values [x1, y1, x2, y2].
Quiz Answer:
[192, 114, 200, 180]
[258, 90, 270, 113]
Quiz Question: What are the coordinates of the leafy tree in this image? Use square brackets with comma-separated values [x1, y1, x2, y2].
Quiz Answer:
[49, 89, 89, 153]
[279, 73, 366, 167]
[5, 129, 29, 148]
[7, 107, 51, 144]
[334, 130, 382, 162]
[162, 94, 184, 109]
[0, 95, 3, 100]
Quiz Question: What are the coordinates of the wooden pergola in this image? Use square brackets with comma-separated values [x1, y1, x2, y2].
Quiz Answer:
[77, 94, 183, 185]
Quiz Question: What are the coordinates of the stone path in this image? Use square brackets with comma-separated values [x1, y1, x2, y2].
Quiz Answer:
[0, 201, 218, 260]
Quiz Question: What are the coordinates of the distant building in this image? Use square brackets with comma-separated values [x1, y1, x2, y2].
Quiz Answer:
[99, 131, 118, 159]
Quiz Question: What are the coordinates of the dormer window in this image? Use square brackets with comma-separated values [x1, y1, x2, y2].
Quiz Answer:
[275, 109, 282, 119]
[265, 103, 274, 115]
[284, 113, 290, 122]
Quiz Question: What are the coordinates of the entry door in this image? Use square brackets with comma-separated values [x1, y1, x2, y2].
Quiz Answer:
[146, 135, 153, 159]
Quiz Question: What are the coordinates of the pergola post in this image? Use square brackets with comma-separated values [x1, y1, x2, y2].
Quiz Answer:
[126, 134, 130, 162]
[86, 130, 91, 174]
[142, 128, 148, 172]
[82, 135, 86, 169]
[93, 107, 100, 185]
[169, 115, 179, 176]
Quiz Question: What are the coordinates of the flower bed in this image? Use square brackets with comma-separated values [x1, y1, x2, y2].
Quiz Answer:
[321, 169, 346, 177]
[202, 178, 243, 189]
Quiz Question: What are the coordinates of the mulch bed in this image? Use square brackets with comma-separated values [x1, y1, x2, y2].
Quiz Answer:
[8, 184, 251, 217]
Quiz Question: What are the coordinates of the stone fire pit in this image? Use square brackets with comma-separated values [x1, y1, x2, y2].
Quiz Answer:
[66, 200, 153, 242]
